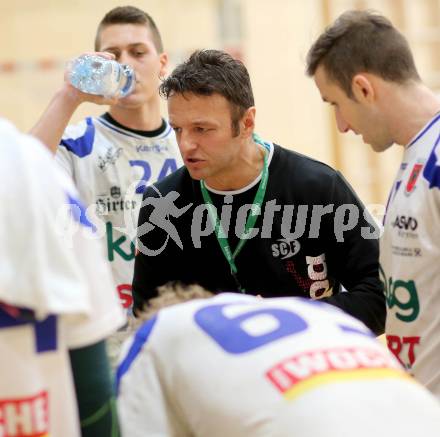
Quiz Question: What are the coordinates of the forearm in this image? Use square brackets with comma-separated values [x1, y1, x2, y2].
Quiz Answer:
[324, 244, 385, 335]
[323, 172, 385, 334]
[29, 87, 82, 154]
[324, 278, 386, 335]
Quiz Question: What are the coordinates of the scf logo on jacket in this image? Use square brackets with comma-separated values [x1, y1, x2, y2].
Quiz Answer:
[271, 239, 301, 260]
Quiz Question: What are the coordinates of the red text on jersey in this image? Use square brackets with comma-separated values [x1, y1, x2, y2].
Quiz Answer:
[0, 391, 48, 437]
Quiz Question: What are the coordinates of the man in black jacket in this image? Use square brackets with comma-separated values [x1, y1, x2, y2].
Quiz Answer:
[133, 49, 385, 334]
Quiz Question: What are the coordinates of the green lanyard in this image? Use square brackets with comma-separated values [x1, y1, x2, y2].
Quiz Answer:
[200, 134, 269, 292]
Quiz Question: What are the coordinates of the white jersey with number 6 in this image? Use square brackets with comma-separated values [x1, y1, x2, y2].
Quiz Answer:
[117, 293, 440, 437]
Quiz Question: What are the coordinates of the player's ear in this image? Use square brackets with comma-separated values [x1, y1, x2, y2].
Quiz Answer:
[352, 74, 375, 104]
[159, 53, 168, 78]
[240, 107, 256, 137]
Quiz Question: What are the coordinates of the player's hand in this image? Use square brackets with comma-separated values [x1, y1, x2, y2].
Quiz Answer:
[62, 52, 120, 106]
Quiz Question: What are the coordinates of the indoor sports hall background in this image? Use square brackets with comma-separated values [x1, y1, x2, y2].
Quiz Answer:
[2, 0, 440, 209]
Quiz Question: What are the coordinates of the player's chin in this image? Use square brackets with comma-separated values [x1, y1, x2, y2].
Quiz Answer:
[370, 140, 392, 153]
[186, 167, 205, 181]
[115, 95, 141, 109]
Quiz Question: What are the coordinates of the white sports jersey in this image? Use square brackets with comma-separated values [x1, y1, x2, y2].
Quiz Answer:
[56, 115, 182, 315]
[0, 118, 124, 437]
[117, 293, 440, 437]
[381, 112, 440, 398]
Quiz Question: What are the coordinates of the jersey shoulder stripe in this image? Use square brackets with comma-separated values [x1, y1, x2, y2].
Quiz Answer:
[116, 315, 158, 393]
[422, 130, 440, 190]
[60, 117, 95, 158]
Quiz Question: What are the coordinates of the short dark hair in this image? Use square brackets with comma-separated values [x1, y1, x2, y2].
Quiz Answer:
[159, 49, 255, 136]
[95, 5, 163, 53]
[306, 10, 420, 97]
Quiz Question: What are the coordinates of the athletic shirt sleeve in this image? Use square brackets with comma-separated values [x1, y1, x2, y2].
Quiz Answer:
[320, 170, 385, 335]
[55, 118, 95, 178]
[0, 117, 124, 345]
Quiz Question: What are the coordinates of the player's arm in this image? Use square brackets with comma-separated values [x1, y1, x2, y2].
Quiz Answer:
[29, 52, 117, 154]
[320, 171, 385, 335]
[69, 340, 120, 437]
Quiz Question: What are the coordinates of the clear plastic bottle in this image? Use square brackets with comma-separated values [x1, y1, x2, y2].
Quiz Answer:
[67, 54, 136, 98]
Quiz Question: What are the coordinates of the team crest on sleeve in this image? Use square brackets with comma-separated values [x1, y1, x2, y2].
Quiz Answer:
[405, 162, 424, 196]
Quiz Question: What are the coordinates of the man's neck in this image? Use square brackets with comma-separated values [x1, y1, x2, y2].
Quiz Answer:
[205, 142, 267, 191]
[386, 82, 440, 146]
[108, 99, 163, 131]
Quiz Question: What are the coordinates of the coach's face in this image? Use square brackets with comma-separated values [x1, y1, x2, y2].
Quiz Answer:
[314, 65, 393, 152]
[168, 92, 253, 188]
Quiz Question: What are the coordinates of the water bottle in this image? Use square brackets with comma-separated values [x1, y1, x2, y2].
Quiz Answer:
[67, 55, 136, 98]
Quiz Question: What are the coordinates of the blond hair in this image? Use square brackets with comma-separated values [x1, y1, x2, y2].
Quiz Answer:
[139, 282, 213, 321]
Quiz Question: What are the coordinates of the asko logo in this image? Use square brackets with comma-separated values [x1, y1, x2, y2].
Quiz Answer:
[391, 215, 418, 231]
[0, 391, 48, 437]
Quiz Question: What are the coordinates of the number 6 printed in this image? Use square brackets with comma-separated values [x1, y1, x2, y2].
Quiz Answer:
[194, 303, 308, 354]
[194, 302, 372, 354]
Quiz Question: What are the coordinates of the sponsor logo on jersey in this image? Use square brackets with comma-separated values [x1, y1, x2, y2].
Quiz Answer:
[387, 334, 420, 370]
[305, 253, 332, 299]
[97, 147, 123, 172]
[391, 215, 419, 240]
[271, 239, 300, 260]
[117, 284, 133, 309]
[391, 245, 422, 258]
[266, 346, 404, 400]
[392, 215, 418, 231]
[110, 186, 121, 198]
[0, 391, 49, 437]
[379, 265, 420, 322]
[136, 144, 169, 153]
[96, 187, 138, 216]
[284, 253, 333, 299]
[405, 163, 424, 196]
[106, 222, 135, 262]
